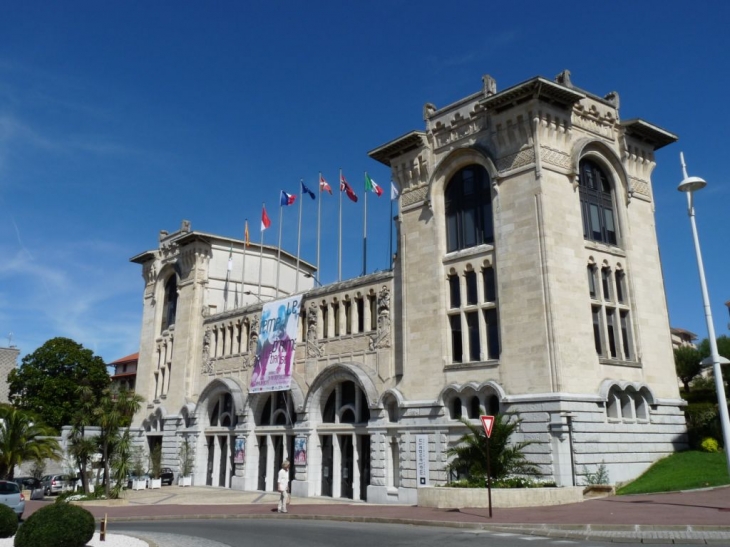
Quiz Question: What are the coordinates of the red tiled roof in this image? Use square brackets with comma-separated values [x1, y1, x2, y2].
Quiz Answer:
[111, 372, 137, 379]
[109, 352, 139, 365]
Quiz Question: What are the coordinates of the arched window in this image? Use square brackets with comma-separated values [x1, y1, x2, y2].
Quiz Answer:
[161, 276, 178, 331]
[579, 159, 617, 245]
[321, 381, 370, 424]
[445, 165, 493, 252]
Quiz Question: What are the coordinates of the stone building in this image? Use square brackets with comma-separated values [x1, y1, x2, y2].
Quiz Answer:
[128, 72, 686, 503]
[0, 345, 19, 405]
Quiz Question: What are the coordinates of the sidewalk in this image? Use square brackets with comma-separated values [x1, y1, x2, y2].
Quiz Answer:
[26, 485, 730, 545]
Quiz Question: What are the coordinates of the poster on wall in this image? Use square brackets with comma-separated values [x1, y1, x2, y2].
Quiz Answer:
[294, 437, 307, 465]
[249, 294, 302, 394]
[234, 438, 245, 464]
[415, 434, 430, 487]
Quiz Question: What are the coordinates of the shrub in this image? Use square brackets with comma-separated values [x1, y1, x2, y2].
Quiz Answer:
[14, 502, 95, 547]
[0, 503, 18, 538]
[685, 402, 722, 449]
[582, 463, 610, 485]
[700, 437, 720, 453]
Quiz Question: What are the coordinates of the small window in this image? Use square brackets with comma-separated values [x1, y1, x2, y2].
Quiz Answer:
[332, 303, 340, 337]
[484, 308, 500, 359]
[356, 298, 365, 333]
[450, 315, 463, 363]
[448, 275, 460, 309]
[606, 308, 617, 358]
[620, 311, 632, 360]
[615, 270, 625, 304]
[592, 306, 603, 355]
[465, 271, 478, 305]
[587, 265, 597, 299]
[451, 398, 462, 420]
[469, 396, 481, 419]
[321, 305, 329, 339]
[467, 312, 480, 361]
[344, 300, 352, 335]
[601, 267, 612, 301]
[483, 267, 496, 302]
[579, 159, 618, 246]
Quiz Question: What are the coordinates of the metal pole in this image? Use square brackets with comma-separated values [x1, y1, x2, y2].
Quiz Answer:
[317, 172, 322, 282]
[296, 180, 303, 293]
[338, 168, 343, 282]
[680, 153, 730, 477]
[276, 203, 283, 299]
[363, 177, 368, 276]
[258, 204, 265, 299]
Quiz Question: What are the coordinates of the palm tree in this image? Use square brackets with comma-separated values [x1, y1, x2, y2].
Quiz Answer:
[446, 413, 538, 482]
[69, 381, 100, 494]
[0, 405, 61, 480]
[95, 388, 143, 498]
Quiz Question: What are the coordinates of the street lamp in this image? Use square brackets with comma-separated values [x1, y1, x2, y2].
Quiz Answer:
[678, 152, 730, 476]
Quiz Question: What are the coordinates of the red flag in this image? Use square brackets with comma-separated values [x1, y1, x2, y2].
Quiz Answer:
[320, 174, 332, 195]
[340, 173, 358, 203]
[261, 206, 271, 231]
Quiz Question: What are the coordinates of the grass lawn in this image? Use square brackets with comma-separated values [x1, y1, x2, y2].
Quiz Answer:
[617, 450, 730, 495]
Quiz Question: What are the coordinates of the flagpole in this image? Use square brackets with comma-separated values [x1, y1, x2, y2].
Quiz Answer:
[295, 180, 303, 293]
[389, 197, 394, 270]
[317, 172, 322, 281]
[224, 243, 232, 312]
[241, 219, 248, 307]
[338, 168, 343, 282]
[258, 203, 265, 299]
[363, 172, 368, 276]
[276, 199, 284, 299]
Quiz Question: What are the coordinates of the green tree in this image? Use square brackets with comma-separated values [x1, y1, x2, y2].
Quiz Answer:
[0, 405, 61, 480]
[446, 414, 539, 482]
[675, 346, 702, 393]
[7, 337, 110, 433]
[698, 335, 730, 396]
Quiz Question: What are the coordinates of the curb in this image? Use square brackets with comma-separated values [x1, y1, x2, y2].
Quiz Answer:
[96, 513, 730, 545]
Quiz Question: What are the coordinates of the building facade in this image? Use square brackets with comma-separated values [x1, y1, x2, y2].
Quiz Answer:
[129, 72, 686, 503]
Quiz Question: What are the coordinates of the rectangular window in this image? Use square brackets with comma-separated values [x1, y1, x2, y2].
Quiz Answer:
[344, 301, 352, 335]
[620, 310, 632, 360]
[465, 271, 478, 305]
[587, 266, 597, 299]
[446, 213, 459, 253]
[592, 306, 603, 355]
[369, 295, 377, 330]
[601, 268, 612, 301]
[604, 209, 617, 245]
[589, 204, 602, 241]
[332, 303, 340, 337]
[606, 308, 617, 358]
[449, 315, 462, 363]
[322, 305, 329, 339]
[467, 312, 480, 361]
[615, 270, 625, 304]
[463, 208, 476, 247]
[448, 275, 460, 308]
[356, 298, 365, 333]
[481, 202, 494, 244]
[483, 267, 496, 302]
[484, 308, 500, 359]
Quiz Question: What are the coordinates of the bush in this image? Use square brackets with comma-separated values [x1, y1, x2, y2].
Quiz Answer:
[700, 437, 720, 453]
[0, 504, 18, 538]
[685, 402, 722, 449]
[14, 502, 95, 547]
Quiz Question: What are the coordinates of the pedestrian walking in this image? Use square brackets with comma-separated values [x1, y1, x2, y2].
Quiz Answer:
[277, 459, 290, 513]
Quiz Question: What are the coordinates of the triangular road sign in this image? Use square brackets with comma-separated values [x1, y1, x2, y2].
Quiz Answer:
[480, 415, 495, 438]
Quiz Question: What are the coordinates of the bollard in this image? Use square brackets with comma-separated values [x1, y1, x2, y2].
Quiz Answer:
[100, 513, 108, 541]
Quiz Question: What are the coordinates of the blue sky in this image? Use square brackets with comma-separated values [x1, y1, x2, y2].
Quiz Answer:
[1, 1, 728, 363]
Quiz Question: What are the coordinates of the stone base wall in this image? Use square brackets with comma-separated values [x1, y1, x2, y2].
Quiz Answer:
[418, 486, 585, 508]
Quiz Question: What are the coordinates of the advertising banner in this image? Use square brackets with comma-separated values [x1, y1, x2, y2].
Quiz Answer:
[249, 294, 302, 393]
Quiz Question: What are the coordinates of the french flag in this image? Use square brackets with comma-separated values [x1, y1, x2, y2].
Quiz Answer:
[280, 191, 296, 206]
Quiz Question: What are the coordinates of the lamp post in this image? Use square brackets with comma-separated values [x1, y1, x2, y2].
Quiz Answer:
[678, 152, 730, 476]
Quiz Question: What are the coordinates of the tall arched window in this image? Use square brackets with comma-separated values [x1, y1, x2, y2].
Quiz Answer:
[579, 159, 617, 245]
[161, 276, 178, 331]
[445, 165, 493, 252]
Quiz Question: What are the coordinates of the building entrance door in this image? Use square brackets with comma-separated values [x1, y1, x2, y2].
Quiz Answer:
[206, 436, 214, 486]
[257, 436, 267, 491]
[339, 434, 353, 499]
[321, 435, 333, 497]
[218, 436, 228, 487]
[358, 434, 370, 501]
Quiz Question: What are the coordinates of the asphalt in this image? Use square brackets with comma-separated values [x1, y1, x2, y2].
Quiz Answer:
[24, 485, 730, 545]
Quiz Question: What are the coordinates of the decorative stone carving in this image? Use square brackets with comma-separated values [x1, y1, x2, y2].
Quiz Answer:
[306, 302, 322, 358]
[540, 146, 572, 170]
[369, 286, 391, 350]
[423, 103, 436, 120]
[495, 148, 535, 172]
[482, 74, 497, 97]
[402, 186, 429, 207]
[242, 315, 259, 370]
[201, 329, 214, 374]
[555, 69, 572, 87]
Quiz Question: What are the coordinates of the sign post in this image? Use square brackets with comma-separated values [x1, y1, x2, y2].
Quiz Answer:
[480, 415, 495, 518]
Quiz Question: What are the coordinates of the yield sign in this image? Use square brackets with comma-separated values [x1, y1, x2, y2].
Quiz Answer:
[480, 415, 495, 438]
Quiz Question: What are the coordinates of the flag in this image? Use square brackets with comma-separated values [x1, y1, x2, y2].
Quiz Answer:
[364, 173, 383, 197]
[280, 190, 296, 206]
[261, 206, 271, 231]
[227, 245, 233, 271]
[320, 174, 332, 195]
[340, 173, 358, 202]
[301, 181, 316, 200]
[244, 220, 250, 247]
[390, 181, 400, 201]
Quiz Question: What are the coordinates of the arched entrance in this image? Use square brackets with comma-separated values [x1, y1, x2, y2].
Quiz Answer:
[317, 379, 371, 500]
[251, 391, 297, 492]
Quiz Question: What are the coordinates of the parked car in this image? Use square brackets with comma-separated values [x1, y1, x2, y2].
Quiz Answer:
[0, 480, 25, 520]
[158, 468, 175, 486]
[40, 474, 74, 496]
[11, 477, 44, 500]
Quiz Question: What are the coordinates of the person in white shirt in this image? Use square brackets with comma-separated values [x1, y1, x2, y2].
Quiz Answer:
[277, 459, 290, 513]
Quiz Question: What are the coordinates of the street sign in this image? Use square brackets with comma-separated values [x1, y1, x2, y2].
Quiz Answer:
[480, 415, 495, 438]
